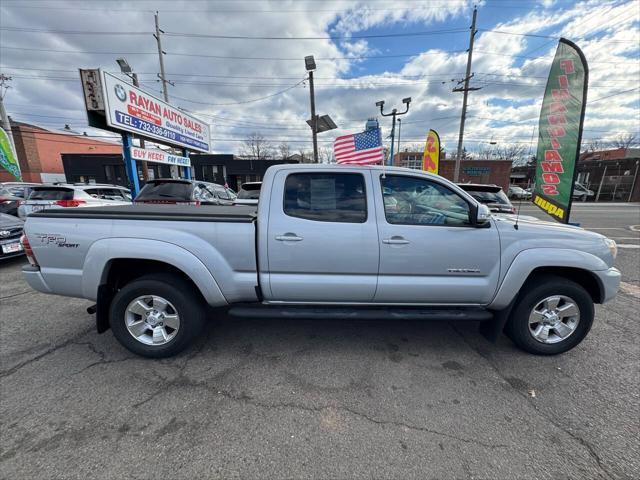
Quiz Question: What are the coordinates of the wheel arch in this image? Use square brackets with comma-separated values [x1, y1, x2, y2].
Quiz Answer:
[489, 248, 608, 310]
[83, 238, 227, 306]
[525, 266, 603, 304]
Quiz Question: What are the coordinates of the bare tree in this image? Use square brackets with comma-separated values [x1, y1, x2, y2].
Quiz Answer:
[586, 139, 607, 152]
[240, 132, 273, 160]
[612, 133, 637, 149]
[318, 146, 334, 164]
[495, 144, 528, 163]
[296, 147, 311, 163]
[277, 142, 291, 160]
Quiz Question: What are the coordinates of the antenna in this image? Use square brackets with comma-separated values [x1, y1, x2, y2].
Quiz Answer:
[513, 188, 523, 230]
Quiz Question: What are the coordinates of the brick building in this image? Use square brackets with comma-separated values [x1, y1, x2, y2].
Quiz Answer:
[1, 121, 122, 183]
[511, 147, 640, 202]
[393, 151, 513, 190]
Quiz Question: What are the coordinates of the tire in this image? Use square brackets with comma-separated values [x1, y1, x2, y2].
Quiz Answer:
[109, 273, 207, 358]
[505, 274, 594, 355]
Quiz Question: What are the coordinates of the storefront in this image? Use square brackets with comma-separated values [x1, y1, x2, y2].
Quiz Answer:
[61, 153, 298, 191]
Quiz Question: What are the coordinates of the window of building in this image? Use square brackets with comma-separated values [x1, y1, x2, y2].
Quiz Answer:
[284, 173, 367, 223]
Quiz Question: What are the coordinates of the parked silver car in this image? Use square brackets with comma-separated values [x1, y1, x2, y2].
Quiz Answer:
[234, 181, 262, 206]
[18, 184, 132, 218]
[508, 185, 532, 200]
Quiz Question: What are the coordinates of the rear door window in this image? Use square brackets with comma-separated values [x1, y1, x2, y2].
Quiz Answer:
[28, 188, 74, 201]
[283, 173, 367, 223]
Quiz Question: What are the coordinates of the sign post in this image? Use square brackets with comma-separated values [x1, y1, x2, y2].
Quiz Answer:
[121, 133, 140, 195]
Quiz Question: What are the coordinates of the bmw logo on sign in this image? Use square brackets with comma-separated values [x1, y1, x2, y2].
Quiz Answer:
[114, 84, 127, 102]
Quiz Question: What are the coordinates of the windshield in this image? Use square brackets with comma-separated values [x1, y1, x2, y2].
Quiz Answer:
[136, 182, 193, 201]
[465, 189, 510, 205]
[238, 189, 261, 199]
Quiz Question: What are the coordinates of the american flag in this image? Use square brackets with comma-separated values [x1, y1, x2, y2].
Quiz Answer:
[334, 128, 384, 165]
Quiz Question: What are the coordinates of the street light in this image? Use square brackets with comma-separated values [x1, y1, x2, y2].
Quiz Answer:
[376, 97, 411, 166]
[305, 55, 319, 162]
[304, 55, 335, 162]
[116, 58, 132, 74]
[115, 58, 149, 181]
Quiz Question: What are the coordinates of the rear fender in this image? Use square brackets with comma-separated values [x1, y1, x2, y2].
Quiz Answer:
[82, 238, 227, 306]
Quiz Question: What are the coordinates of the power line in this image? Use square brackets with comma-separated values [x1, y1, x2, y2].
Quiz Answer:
[0, 25, 468, 40]
[168, 78, 307, 106]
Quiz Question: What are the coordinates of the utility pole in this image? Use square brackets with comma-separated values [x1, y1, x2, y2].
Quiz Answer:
[0, 74, 16, 154]
[154, 12, 170, 103]
[397, 118, 402, 159]
[453, 6, 480, 182]
[154, 12, 179, 178]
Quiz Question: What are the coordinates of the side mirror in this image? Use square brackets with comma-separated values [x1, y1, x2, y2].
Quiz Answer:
[475, 204, 491, 225]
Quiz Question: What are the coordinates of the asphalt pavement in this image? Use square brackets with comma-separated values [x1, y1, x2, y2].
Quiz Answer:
[1, 203, 638, 480]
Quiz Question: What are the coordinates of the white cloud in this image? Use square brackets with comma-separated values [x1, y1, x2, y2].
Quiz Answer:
[0, 0, 637, 157]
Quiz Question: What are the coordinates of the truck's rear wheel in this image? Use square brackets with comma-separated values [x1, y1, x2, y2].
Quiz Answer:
[505, 275, 594, 355]
[109, 274, 206, 358]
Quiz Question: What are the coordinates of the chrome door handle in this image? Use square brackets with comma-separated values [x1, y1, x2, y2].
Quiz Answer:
[383, 237, 410, 245]
[275, 233, 303, 242]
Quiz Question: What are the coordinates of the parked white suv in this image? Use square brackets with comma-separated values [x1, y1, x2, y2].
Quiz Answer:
[18, 184, 132, 218]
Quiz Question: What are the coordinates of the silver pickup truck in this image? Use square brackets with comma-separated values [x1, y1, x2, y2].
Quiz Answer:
[21, 164, 620, 358]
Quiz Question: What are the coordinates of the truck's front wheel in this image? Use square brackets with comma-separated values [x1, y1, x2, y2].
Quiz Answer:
[505, 275, 594, 355]
[109, 274, 206, 358]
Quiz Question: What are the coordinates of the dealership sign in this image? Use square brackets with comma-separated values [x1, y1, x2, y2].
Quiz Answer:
[129, 147, 191, 167]
[80, 69, 211, 153]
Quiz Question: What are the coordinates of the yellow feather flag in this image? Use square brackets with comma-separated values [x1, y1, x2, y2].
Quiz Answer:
[422, 129, 440, 174]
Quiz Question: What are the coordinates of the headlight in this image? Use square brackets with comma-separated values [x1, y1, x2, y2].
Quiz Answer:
[604, 238, 617, 259]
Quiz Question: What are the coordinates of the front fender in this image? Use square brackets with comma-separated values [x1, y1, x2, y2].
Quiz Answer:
[82, 238, 227, 306]
[489, 248, 609, 310]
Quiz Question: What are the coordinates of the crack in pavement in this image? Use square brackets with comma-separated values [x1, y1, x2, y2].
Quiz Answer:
[0, 325, 95, 378]
[131, 351, 507, 450]
[69, 341, 137, 375]
[0, 290, 33, 300]
[451, 325, 614, 480]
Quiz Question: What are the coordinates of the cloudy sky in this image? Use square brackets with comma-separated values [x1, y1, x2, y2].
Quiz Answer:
[1, 0, 639, 159]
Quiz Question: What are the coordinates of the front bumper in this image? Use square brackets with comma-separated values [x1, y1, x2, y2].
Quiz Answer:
[22, 265, 53, 294]
[593, 267, 622, 304]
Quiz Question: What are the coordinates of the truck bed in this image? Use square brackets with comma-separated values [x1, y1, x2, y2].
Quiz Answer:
[30, 204, 257, 222]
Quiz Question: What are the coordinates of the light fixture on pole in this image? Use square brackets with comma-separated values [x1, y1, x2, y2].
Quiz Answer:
[305, 55, 319, 163]
[376, 97, 411, 166]
[116, 57, 149, 181]
[305, 55, 336, 163]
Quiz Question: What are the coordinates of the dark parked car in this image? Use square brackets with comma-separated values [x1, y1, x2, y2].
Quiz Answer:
[457, 183, 516, 214]
[0, 187, 23, 216]
[135, 179, 237, 205]
[0, 213, 25, 259]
